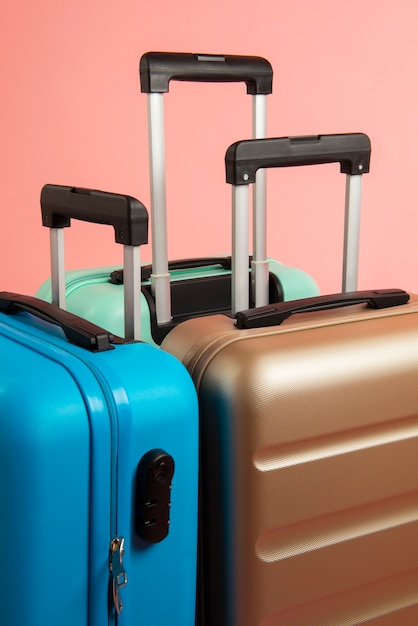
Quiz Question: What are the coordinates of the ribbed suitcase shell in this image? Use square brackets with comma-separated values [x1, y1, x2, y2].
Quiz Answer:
[0, 305, 198, 626]
[162, 294, 418, 626]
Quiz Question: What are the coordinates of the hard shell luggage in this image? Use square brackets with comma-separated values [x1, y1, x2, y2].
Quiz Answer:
[162, 133, 418, 625]
[36, 52, 319, 345]
[0, 187, 199, 626]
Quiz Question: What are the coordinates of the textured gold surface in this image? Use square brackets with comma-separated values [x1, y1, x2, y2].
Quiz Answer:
[162, 296, 418, 626]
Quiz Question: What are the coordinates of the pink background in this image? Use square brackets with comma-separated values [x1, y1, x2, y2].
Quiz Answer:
[1, 0, 417, 296]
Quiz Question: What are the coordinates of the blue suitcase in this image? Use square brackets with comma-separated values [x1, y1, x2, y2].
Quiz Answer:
[0, 191, 198, 626]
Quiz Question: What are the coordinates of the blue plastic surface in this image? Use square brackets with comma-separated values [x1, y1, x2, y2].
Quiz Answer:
[0, 308, 198, 626]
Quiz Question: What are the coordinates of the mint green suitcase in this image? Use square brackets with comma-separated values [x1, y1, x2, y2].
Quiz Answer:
[37, 53, 319, 345]
[36, 256, 319, 345]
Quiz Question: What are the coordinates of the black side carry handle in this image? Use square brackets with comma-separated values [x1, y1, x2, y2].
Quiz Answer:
[40, 185, 149, 247]
[140, 52, 273, 94]
[109, 256, 236, 285]
[225, 133, 371, 185]
[235, 289, 410, 329]
[0, 292, 124, 351]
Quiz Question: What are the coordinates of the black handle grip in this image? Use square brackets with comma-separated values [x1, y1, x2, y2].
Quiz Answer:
[40, 185, 149, 247]
[109, 256, 235, 285]
[0, 292, 124, 351]
[225, 133, 371, 185]
[235, 289, 410, 329]
[140, 52, 273, 94]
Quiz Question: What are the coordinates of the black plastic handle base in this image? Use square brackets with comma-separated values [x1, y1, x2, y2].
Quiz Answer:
[0, 292, 126, 351]
[225, 133, 371, 185]
[41, 185, 149, 247]
[140, 52, 272, 94]
[235, 289, 410, 329]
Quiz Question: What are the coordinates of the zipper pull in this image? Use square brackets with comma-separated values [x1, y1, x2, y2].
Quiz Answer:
[110, 537, 128, 615]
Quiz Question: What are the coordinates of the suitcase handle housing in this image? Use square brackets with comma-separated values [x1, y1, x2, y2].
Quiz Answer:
[225, 133, 371, 185]
[41, 185, 148, 247]
[140, 52, 273, 94]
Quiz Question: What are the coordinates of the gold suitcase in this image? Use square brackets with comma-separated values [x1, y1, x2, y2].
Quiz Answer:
[162, 135, 418, 625]
[163, 289, 418, 626]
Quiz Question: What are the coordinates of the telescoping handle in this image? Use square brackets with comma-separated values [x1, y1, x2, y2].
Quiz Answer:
[225, 133, 372, 314]
[140, 51, 273, 325]
[40, 184, 149, 341]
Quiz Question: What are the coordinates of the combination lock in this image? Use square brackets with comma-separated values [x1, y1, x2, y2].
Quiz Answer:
[134, 449, 175, 543]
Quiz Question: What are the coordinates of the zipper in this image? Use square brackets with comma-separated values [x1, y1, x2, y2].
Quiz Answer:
[2, 313, 128, 622]
[110, 537, 128, 616]
[87, 363, 118, 535]
[86, 361, 128, 619]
